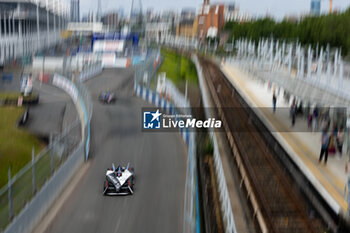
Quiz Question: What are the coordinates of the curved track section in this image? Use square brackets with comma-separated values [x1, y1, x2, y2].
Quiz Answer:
[43, 69, 187, 233]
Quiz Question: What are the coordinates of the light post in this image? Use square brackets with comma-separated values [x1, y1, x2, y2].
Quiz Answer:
[36, 0, 40, 51]
[46, 0, 50, 48]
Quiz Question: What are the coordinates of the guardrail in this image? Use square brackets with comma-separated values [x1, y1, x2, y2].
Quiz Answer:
[1, 63, 97, 233]
[52, 74, 92, 160]
[78, 62, 103, 82]
[192, 54, 238, 233]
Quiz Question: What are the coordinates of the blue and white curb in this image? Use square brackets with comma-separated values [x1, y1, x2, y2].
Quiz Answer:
[135, 84, 191, 146]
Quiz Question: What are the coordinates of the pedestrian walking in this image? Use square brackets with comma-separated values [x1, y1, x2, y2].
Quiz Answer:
[319, 129, 330, 164]
[272, 92, 277, 113]
[328, 134, 336, 155]
[313, 106, 319, 131]
[337, 127, 344, 159]
[291, 100, 296, 126]
[308, 110, 313, 130]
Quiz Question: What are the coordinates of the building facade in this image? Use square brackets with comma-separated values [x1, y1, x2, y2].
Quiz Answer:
[310, 0, 321, 15]
[197, 3, 225, 41]
[145, 22, 172, 44]
[102, 12, 118, 31]
[70, 0, 80, 22]
[0, 0, 68, 65]
[176, 18, 198, 38]
[224, 3, 238, 22]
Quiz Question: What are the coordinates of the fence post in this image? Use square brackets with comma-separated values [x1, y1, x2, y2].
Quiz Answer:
[50, 133, 54, 174]
[32, 147, 36, 195]
[8, 167, 12, 220]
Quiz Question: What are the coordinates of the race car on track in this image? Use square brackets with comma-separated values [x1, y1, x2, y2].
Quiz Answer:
[98, 91, 116, 104]
[103, 163, 134, 195]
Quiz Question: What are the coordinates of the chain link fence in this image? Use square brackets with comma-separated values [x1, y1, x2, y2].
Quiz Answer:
[0, 59, 97, 232]
[0, 119, 80, 231]
[134, 50, 162, 88]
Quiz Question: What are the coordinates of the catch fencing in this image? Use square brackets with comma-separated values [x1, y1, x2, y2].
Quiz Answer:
[192, 54, 238, 233]
[134, 51, 162, 88]
[0, 120, 80, 232]
[1, 62, 97, 233]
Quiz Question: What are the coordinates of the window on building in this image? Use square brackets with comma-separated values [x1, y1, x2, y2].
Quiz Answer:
[199, 16, 204, 25]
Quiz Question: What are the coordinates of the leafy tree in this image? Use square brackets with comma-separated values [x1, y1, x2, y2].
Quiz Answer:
[224, 8, 350, 56]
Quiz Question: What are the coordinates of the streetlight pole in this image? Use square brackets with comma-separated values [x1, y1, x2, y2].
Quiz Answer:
[46, 0, 50, 48]
[129, 0, 134, 33]
[36, 0, 40, 51]
[53, 0, 56, 42]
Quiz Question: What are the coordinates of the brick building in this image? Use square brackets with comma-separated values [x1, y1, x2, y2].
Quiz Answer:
[197, 0, 225, 41]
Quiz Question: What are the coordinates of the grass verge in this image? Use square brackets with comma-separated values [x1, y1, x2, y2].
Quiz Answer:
[0, 107, 44, 187]
[157, 48, 198, 85]
[0, 92, 38, 102]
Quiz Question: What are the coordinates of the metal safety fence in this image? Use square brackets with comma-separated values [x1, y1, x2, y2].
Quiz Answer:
[0, 61, 97, 232]
[0, 120, 80, 231]
[134, 51, 162, 88]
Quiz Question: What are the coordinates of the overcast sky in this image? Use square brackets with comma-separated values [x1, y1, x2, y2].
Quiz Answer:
[74, 0, 350, 19]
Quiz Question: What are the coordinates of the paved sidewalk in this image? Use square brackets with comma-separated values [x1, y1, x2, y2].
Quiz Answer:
[222, 60, 349, 214]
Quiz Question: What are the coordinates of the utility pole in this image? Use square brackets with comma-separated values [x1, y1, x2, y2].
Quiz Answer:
[97, 0, 102, 22]
[129, 0, 134, 33]
[36, 0, 40, 51]
[53, 0, 56, 40]
[46, 0, 50, 48]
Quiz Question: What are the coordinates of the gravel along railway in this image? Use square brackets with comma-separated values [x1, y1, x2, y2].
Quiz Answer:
[199, 57, 328, 233]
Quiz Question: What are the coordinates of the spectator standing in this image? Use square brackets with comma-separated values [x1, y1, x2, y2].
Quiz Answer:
[328, 124, 338, 155]
[272, 92, 277, 113]
[308, 110, 313, 130]
[313, 106, 319, 131]
[291, 100, 296, 126]
[319, 129, 330, 164]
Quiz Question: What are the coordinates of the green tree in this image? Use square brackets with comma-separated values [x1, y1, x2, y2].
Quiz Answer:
[224, 7, 350, 56]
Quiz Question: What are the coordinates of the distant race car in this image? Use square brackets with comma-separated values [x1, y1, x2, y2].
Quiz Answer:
[103, 163, 134, 195]
[98, 91, 116, 104]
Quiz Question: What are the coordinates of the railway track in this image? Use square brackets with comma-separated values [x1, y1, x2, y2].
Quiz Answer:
[199, 57, 326, 233]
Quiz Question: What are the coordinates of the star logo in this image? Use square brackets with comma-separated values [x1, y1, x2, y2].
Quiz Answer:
[143, 109, 162, 129]
[151, 109, 162, 123]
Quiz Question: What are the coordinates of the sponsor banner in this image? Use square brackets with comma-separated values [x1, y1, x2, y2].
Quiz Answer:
[101, 53, 116, 67]
[93, 40, 125, 52]
[102, 55, 129, 68]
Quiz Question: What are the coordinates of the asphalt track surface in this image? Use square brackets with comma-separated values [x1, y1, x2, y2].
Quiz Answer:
[43, 68, 187, 233]
[0, 67, 78, 138]
[27, 82, 78, 137]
